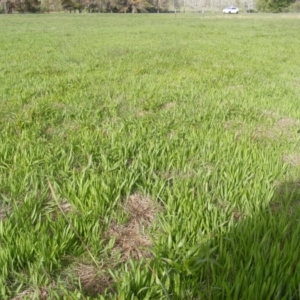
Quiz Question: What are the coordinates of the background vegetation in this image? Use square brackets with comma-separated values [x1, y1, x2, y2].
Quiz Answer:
[1, 13, 300, 299]
[3, 0, 300, 14]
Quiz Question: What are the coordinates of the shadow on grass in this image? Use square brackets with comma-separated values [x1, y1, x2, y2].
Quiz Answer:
[198, 180, 300, 300]
[118, 181, 300, 300]
[37, 180, 300, 299]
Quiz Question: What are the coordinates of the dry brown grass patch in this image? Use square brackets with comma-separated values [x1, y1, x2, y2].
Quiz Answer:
[45, 121, 80, 140]
[161, 170, 197, 181]
[233, 210, 246, 221]
[253, 125, 279, 140]
[134, 110, 151, 118]
[44, 197, 74, 221]
[11, 287, 49, 300]
[277, 117, 300, 128]
[282, 154, 300, 167]
[253, 117, 300, 141]
[223, 120, 242, 130]
[108, 222, 152, 260]
[261, 110, 279, 119]
[58, 198, 73, 214]
[72, 264, 113, 297]
[0, 204, 12, 221]
[161, 102, 176, 110]
[124, 193, 160, 226]
[107, 193, 162, 261]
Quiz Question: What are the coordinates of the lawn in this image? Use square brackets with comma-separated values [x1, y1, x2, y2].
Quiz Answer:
[1, 13, 300, 299]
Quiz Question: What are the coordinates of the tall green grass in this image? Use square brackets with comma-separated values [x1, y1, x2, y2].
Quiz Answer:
[1, 13, 300, 299]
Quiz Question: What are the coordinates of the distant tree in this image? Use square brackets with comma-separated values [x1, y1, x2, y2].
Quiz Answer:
[3, 0, 16, 12]
[289, 0, 300, 11]
[73, 0, 84, 11]
[15, 0, 41, 12]
[61, 0, 74, 10]
[257, 0, 294, 11]
[106, 0, 120, 12]
[87, 0, 106, 12]
[129, 0, 150, 12]
[148, 0, 169, 12]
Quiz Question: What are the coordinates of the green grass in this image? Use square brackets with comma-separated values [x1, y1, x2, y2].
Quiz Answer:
[1, 13, 300, 299]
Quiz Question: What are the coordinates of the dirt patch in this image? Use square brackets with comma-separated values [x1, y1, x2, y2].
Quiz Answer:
[107, 193, 162, 261]
[282, 154, 300, 167]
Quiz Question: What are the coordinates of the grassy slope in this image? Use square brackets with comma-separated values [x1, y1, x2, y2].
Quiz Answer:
[1, 13, 300, 299]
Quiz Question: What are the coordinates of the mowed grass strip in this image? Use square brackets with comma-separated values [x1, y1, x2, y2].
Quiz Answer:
[1, 13, 300, 299]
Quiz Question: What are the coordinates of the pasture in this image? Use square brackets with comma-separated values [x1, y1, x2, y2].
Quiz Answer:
[1, 13, 300, 299]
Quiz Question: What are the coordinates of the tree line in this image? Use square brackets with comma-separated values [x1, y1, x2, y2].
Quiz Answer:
[0, 0, 299, 15]
[1, 0, 179, 13]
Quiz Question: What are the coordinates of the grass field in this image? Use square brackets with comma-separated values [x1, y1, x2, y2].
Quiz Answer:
[1, 13, 300, 299]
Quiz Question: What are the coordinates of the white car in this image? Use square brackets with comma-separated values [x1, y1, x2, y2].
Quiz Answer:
[223, 6, 239, 13]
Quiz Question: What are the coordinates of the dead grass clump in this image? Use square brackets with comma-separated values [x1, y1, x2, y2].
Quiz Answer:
[254, 117, 300, 141]
[282, 154, 300, 167]
[0, 208, 7, 221]
[269, 201, 282, 213]
[161, 102, 176, 110]
[107, 193, 162, 261]
[45, 121, 80, 140]
[277, 118, 300, 128]
[72, 264, 113, 297]
[223, 120, 242, 130]
[124, 193, 160, 226]
[261, 110, 278, 119]
[108, 222, 152, 261]
[58, 198, 73, 214]
[11, 287, 49, 300]
[253, 125, 279, 141]
[44, 197, 74, 221]
[0, 204, 12, 221]
[11, 288, 36, 300]
[134, 109, 151, 118]
[233, 210, 246, 221]
[161, 170, 196, 181]
[223, 120, 247, 141]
